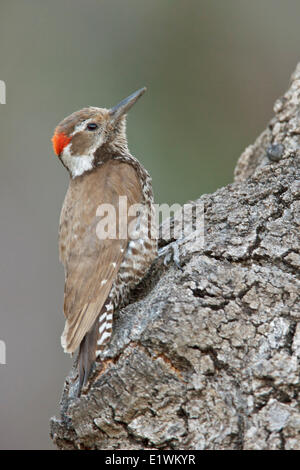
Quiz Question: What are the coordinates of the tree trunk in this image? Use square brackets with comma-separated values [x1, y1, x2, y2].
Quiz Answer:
[50, 63, 300, 450]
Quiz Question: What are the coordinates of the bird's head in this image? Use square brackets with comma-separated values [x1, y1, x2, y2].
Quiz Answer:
[52, 87, 146, 178]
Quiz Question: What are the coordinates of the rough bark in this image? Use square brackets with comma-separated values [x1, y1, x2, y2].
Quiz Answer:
[50, 64, 300, 450]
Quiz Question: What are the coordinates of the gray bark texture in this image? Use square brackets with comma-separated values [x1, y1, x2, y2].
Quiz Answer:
[50, 64, 300, 450]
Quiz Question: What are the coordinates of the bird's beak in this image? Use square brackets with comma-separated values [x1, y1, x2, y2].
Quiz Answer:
[109, 87, 146, 124]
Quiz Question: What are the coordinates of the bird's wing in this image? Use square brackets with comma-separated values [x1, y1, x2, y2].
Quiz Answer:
[59, 160, 142, 354]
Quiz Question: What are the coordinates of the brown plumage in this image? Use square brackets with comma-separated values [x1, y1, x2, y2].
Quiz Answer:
[52, 88, 157, 394]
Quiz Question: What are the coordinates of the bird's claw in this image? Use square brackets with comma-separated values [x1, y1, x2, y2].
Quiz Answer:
[159, 242, 183, 271]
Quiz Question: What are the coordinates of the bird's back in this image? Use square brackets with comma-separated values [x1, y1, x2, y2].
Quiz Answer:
[59, 158, 157, 392]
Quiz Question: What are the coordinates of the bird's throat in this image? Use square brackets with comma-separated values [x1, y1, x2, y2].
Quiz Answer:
[61, 147, 94, 178]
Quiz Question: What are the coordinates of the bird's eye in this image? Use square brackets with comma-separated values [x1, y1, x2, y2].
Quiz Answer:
[86, 122, 98, 131]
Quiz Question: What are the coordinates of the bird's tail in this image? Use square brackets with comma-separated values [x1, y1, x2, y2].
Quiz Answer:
[77, 301, 114, 396]
[77, 314, 99, 397]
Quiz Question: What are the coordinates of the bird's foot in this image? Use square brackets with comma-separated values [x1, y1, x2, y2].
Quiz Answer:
[159, 241, 183, 271]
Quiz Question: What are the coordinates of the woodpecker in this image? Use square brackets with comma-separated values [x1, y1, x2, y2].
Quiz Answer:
[52, 88, 157, 395]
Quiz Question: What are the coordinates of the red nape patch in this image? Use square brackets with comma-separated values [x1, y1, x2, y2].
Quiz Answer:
[52, 132, 71, 156]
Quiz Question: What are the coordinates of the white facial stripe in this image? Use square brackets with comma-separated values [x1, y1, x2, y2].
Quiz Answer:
[61, 111, 107, 178]
[70, 108, 103, 136]
[71, 120, 88, 136]
[61, 143, 94, 178]
[71, 116, 99, 136]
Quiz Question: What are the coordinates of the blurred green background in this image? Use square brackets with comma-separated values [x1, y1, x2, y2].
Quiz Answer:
[1, 0, 300, 449]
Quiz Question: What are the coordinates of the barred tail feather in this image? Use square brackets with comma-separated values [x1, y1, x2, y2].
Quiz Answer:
[77, 301, 114, 396]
